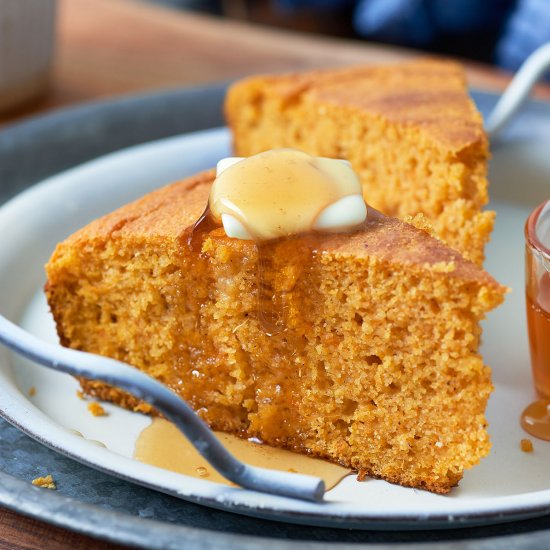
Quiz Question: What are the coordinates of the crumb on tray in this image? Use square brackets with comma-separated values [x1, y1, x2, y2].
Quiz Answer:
[521, 438, 534, 453]
[88, 402, 107, 417]
[28, 386, 36, 397]
[32, 474, 56, 490]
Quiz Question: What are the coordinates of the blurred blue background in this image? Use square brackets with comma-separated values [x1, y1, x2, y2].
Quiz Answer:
[147, 0, 550, 77]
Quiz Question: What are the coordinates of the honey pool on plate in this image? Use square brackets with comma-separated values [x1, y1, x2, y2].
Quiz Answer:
[134, 418, 352, 489]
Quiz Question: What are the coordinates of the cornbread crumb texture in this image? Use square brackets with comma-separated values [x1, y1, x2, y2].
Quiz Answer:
[32, 474, 56, 489]
[225, 59, 493, 265]
[403, 213, 436, 238]
[521, 438, 534, 453]
[88, 402, 107, 417]
[45, 173, 506, 494]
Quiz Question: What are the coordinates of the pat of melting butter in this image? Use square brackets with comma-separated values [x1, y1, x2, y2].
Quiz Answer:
[210, 149, 367, 241]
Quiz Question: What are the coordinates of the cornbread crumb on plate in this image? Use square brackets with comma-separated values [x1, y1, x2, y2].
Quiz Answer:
[87, 402, 107, 417]
[521, 438, 534, 453]
[32, 474, 56, 489]
[28, 386, 36, 397]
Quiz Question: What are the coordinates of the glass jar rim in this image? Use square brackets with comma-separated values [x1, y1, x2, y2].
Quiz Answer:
[526, 200, 550, 260]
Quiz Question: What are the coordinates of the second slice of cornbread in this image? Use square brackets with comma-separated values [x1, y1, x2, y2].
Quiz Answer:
[226, 59, 494, 265]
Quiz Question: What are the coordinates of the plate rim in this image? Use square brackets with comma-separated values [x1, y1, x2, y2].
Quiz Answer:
[3, 467, 550, 550]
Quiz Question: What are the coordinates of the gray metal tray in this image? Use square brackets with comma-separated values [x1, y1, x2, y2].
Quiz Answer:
[1, 84, 550, 549]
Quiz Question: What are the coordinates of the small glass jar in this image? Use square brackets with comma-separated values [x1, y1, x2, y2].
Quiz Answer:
[525, 200, 550, 399]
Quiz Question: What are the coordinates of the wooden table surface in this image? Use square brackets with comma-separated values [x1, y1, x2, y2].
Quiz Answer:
[2, 0, 550, 548]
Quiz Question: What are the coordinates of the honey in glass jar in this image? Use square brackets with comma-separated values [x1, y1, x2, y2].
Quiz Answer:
[521, 200, 550, 440]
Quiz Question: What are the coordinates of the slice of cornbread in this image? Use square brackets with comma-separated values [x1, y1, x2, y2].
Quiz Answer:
[225, 59, 493, 266]
[45, 170, 506, 493]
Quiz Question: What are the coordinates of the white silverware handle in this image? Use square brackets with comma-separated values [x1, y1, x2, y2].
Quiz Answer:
[486, 42, 550, 139]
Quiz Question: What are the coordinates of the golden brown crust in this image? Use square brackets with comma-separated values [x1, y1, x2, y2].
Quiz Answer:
[225, 59, 486, 154]
[79, 378, 155, 415]
[51, 170, 502, 290]
[59, 169, 216, 248]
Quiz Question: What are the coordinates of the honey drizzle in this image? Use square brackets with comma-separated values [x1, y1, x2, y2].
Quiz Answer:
[256, 241, 287, 336]
[521, 400, 550, 441]
[187, 205, 292, 336]
[187, 205, 218, 253]
[209, 149, 364, 241]
[187, 207, 378, 337]
[185, 205, 317, 442]
[179, 167, 379, 467]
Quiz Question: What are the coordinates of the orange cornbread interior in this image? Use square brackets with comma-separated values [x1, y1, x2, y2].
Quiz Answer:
[45, 170, 506, 494]
[226, 59, 494, 265]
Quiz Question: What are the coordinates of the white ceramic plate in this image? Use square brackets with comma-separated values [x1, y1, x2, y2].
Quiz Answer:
[1, 127, 550, 529]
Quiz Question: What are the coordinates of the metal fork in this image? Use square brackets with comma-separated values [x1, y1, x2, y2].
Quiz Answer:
[0, 313, 325, 502]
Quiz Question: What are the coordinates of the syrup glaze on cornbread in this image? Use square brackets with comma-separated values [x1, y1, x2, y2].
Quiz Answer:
[209, 149, 365, 241]
[45, 170, 506, 494]
[225, 59, 493, 265]
[192, 149, 368, 335]
[189, 207, 314, 336]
